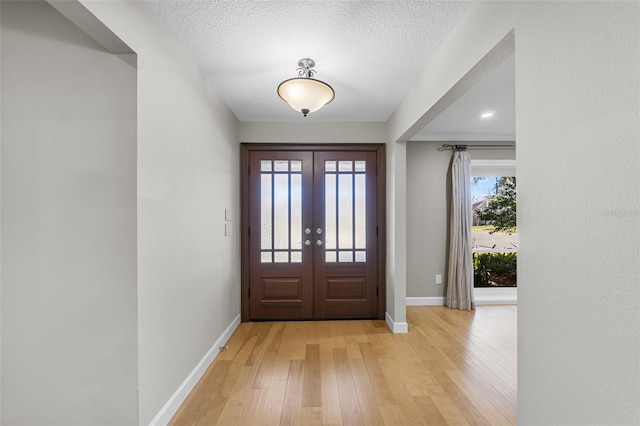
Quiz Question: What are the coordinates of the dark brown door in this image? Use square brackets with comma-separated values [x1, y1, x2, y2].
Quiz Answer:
[246, 148, 380, 320]
[312, 151, 378, 318]
[248, 151, 314, 319]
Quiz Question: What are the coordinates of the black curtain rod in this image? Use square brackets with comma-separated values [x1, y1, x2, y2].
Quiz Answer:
[438, 143, 516, 151]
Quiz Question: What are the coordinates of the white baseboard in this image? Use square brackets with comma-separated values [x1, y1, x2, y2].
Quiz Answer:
[150, 314, 241, 426]
[407, 288, 517, 307]
[406, 297, 446, 306]
[474, 287, 518, 305]
[385, 312, 408, 334]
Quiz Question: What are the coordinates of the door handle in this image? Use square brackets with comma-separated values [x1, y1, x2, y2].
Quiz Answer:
[316, 240, 324, 246]
[300, 240, 311, 246]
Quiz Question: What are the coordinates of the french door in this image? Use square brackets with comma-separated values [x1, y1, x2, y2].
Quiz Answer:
[241, 145, 385, 321]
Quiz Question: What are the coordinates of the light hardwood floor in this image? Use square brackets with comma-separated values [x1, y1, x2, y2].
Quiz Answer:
[170, 305, 517, 425]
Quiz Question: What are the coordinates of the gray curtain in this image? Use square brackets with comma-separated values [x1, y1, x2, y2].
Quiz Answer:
[446, 149, 475, 310]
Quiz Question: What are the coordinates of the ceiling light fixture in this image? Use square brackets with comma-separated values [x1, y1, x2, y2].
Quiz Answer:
[481, 111, 495, 119]
[277, 58, 335, 117]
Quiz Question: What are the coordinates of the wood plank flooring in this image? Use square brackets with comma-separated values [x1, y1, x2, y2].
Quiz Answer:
[170, 305, 517, 425]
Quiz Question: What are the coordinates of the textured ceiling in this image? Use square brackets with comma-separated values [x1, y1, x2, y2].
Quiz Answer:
[146, 0, 472, 122]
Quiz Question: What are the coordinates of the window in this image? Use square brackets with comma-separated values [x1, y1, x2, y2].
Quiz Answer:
[471, 161, 516, 287]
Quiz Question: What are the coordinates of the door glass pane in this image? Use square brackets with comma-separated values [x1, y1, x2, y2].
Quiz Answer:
[273, 174, 289, 250]
[355, 174, 366, 249]
[338, 251, 353, 262]
[274, 252, 289, 263]
[338, 174, 353, 249]
[274, 160, 288, 171]
[338, 160, 353, 172]
[290, 174, 302, 249]
[260, 159, 304, 264]
[261, 160, 272, 172]
[260, 174, 272, 250]
[324, 159, 367, 263]
[325, 172, 337, 249]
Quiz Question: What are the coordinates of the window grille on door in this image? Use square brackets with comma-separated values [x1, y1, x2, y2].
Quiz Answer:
[324, 160, 367, 263]
[260, 159, 303, 263]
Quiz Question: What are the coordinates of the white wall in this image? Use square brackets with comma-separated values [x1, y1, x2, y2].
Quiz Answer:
[392, 1, 640, 423]
[0, 1, 3, 420]
[385, 140, 407, 331]
[1, 0, 241, 423]
[1, 1, 137, 424]
[516, 2, 639, 424]
[78, 1, 241, 424]
[406, 141, 515, 299]
[240, 121, 386, 143]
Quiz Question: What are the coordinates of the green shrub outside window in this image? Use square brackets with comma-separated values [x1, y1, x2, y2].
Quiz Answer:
[473, 252, 517, 287]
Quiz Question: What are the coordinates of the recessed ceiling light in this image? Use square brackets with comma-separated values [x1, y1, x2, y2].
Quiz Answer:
[481, 111, 495, 119]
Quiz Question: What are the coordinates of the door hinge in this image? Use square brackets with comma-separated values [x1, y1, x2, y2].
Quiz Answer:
[248, 287, 250, 298]
[376, 287, 379, 296]
[248, 165, 251, 175]
[376, 226, 379, 236]
[248, 227, 251, 237]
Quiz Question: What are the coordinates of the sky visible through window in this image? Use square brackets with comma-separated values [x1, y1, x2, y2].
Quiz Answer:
[471, 178, 497, 202]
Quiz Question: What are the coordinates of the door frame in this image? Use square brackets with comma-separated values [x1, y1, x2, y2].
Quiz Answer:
[240, 143, 386, 322]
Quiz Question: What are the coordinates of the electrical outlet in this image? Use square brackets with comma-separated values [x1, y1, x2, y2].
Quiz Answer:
[435, 274, 442, 285]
